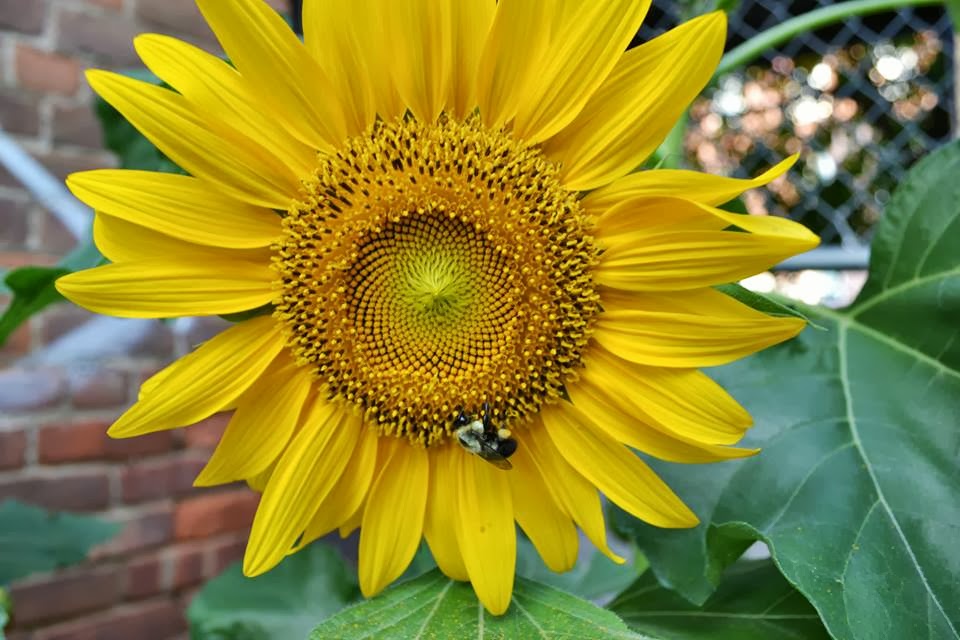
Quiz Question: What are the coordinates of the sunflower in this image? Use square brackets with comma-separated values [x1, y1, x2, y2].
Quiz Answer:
[57, 0, 818, 615]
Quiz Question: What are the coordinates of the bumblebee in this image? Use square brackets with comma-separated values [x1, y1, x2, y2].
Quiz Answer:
[453, 402, 517, 470]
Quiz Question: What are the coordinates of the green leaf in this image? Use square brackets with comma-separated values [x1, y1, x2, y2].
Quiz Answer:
[188, 543, 359, 640]
[612, 140, 960, 639]
[0, 241, 103, 347]
[310, 569, 649, 640]
[0, 500, 120, 585]
[0, 266, 70, 346]
[514, 536, 641, 603]
[715, 283, 815, 325]
[609, 561, 830, 640]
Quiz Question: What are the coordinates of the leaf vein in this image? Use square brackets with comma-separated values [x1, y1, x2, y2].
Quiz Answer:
[838, 325, 959, 639]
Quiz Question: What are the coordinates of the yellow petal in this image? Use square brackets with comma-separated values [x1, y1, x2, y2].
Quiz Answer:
[582, 345, 750, 445]
[69, 170, 282, 249]
[107, 316, 283, 437]
[424, 445, 469, 581]
[339, 506, 364, 539]
[55, 256, 275, 319]
[512, 0, 651, 144]
[86, 70, 298, 208]
[302, 0, 378, 134]
[450, 0, 495, 118]
[542, 403, 698, 528]
[245, 400, 360, 576]
[196, 0, 347, 149]
[358, 439, 429, 597]
[194, 356, 313, 486]
[584, 155, 797, 213]
[510, 443, 578, 573]
[133, 34, 315, 177]
[456, 450, 515, 615]
[595, 199, 820, 291]
[384, 0, 452, 123]
[474, 0, 551, 128]
[518, 425, 624, 564]
[92, 212, 272, 264]
[566, 379, 758, 463]
[544, 12, 725, 190]
[246, 459, 276, 493]
[295, 422, 379, 551]
[595, 288, 806, 367]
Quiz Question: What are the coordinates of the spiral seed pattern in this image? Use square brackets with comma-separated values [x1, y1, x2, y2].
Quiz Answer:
[274, 116, 599, 444]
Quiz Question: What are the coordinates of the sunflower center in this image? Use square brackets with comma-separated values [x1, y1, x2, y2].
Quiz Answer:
[274, 116, 600, 444]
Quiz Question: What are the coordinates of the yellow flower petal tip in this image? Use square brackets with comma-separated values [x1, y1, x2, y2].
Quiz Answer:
[66, 0, 817, 613]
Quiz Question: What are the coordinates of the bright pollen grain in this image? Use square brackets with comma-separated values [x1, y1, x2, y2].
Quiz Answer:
[273, 116, 600, 444]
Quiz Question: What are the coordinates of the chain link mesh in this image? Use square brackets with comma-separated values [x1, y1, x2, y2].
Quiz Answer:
[639, 2, 954, 248]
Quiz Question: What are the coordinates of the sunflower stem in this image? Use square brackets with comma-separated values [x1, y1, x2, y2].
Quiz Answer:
[715, 0, 942, 77]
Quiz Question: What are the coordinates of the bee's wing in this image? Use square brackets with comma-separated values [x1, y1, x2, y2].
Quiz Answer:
[476, 439, 513, 470]
[487, 457, 513, 471]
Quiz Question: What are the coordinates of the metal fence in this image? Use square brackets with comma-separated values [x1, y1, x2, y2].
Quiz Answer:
[640, 1, 955, 250]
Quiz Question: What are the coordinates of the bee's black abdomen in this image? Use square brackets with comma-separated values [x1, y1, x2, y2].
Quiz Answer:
[499, 438, 518, 458]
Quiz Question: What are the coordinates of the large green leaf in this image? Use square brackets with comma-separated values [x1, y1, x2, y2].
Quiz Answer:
[400, 537, 639, 605]
[188, 543, 359, 640]
[610, 561, 830, 640]
[612, 140, 960, 639]
[514, 537, 641, 604]
[310, 569, 648, 640]
[0, 500, 120, 585]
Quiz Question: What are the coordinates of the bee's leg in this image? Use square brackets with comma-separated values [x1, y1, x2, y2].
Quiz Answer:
[453, 406, 470, 427]
[481, 401, 491, 430]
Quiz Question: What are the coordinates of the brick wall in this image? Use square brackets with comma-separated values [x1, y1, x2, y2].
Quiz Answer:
[0, 1, 287, 638]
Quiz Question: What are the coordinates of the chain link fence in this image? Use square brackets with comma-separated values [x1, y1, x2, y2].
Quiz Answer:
[641, 1, 955, 250]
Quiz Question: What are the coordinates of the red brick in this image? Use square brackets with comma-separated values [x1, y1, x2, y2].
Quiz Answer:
[0, 251, 60, 268]
[0, 0, 45, 33]
[121, 455, 206, 503]
[31, 600, 186, 640]
[37, 209, 76, 253]
[0, 148, 113, 189]
[136, 0, 219, 43]
[67, 367, 129, 409]
[0, 368, 67, 412]
[125, 554, 164, 600]
[9, 566, 122, 626]
[0, 197, 30, 249]
[184, 412, 230, 450]
[15, 45, 81, 96]
[92, 504, 174, 558]
[37, 419, 109, 463]
[210, 534, 247, 575]
[40, 303, 95, 343]
[0, 325, 31, 364]
[57, 9, 141, 66]
[128, 321, 176, 360]
[0, 472, 110, 511]
[52, 103, 104, 149]
[174, 489, 258, 540]
[171, 543, 206, 590]
[0, 90, 40, 136]
[36, 420, 170, 463]
[0, 429, 26, 470]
